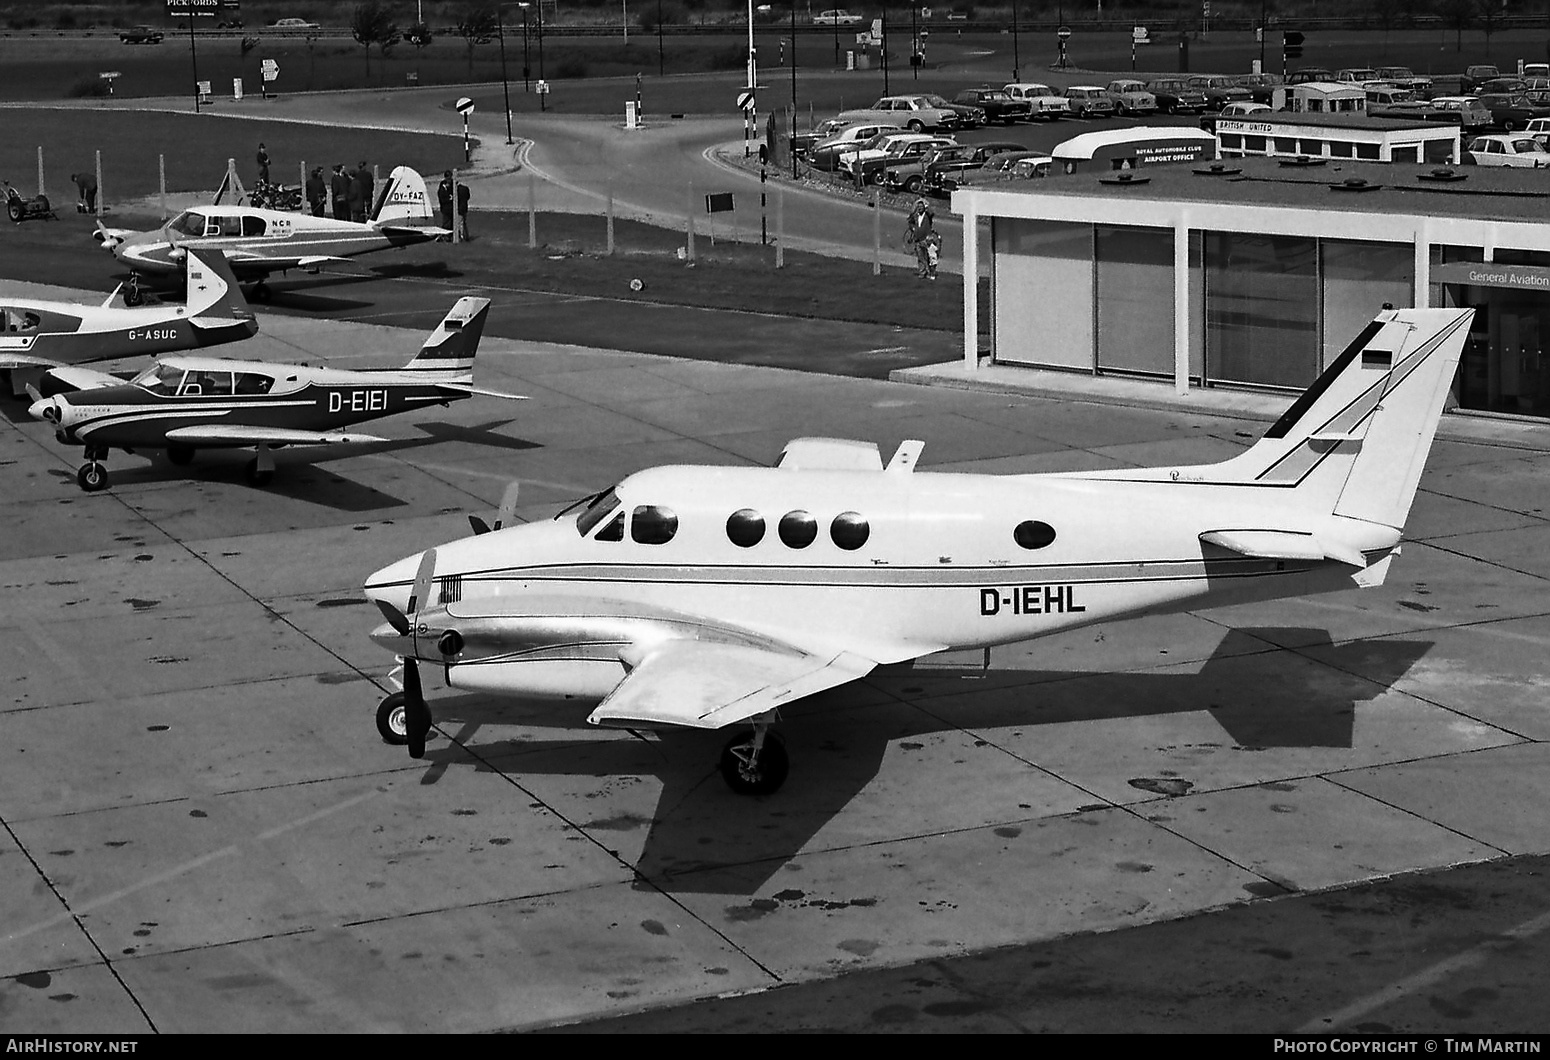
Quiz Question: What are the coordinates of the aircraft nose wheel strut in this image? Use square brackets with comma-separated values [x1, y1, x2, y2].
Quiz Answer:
[719, 725, 788, 796]
[123, 273, 144, 307]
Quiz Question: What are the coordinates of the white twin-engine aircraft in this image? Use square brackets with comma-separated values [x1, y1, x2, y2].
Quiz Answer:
[363, 307, 1473, 795]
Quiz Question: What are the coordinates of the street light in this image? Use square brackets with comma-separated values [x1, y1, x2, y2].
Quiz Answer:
[497, 8, 514, 143]
[1011, 0, 1020, 83]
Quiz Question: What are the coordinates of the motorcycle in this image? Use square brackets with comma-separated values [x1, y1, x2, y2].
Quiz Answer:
[248, 179, 303, 212]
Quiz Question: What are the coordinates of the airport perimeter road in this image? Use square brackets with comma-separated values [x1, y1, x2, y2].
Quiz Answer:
[1, 292, 1548, 1034]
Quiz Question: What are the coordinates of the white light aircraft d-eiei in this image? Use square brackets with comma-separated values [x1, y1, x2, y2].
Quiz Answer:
[93, 166, 449, 304]
[363, 308, 1473, 795]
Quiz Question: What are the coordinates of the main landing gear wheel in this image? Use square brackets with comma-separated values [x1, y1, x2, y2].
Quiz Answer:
[123, 278, 144, 307]
[77, 462, 109, 492]
[376, 692, 409, 745]
[248, 282, 273, 303]
[166, 444, 195, 466]
[719, 729, 788, 796]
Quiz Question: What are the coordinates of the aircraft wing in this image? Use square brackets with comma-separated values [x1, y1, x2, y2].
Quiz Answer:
[220, 249, 350, 272]
[163, 425, 386, 446]
[587, 641, 876, 730]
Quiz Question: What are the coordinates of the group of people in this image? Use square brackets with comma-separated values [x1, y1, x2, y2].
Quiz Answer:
[436, 171, 471, 240]
[296, 160, 377, 222]
[905, 198, 942, 281]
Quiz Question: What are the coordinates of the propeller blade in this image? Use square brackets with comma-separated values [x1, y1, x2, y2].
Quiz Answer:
[374, 599, 410, 636]
[406, 547, 437, 616]
[403, 657, 431, 759]
[495, 480, 520, 531]
[468, 515, 491, 535]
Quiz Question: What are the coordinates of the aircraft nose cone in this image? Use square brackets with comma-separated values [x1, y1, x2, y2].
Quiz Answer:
[369, 621, 411, 654]
[27, 397, 57, 424]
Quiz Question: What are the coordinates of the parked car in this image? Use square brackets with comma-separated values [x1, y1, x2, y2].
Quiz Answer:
[849, 134, 956, 186]
[807, 124, 904, 170]
[920, 93, 985, 130]
[1421, 96, 1495, 132]
[1464, 64, 1502, 91]
[1374, 66, 1432, 93]
[119, 25, 164, 44]
[271, 18, 322, 30]
[1064, 85, 1116, 119]
[1147, 78, 1210, 114]
[906, 141, 1028, 194]
[1526, 117, 1550, 147]
[791, 117, 860, 157]
[932, 151, 1054, 193]
[1201, 100, 1271, 132]
[838, 95, 960, 132]
[813, 9, 864, 25]
[952, 88, 1032, 125]
[1464, 133, 1550, 167]
[1334, 68, 1379, 84]
[1105, 79, 1158, 116]
[1003, 82, 1069, 119]
[1365, 86, 1417, 108]
[1187, 75, 1252, 110]
[1286, 67, 1335, 86]
[1232, 72, 1283, 104]
[1478, 93, 1550, 130]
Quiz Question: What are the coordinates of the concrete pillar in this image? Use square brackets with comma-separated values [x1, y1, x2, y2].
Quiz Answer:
[962, 199, 978, 369]
[1414, 222, 1431, 309]
[1174, 212, 1190, 395]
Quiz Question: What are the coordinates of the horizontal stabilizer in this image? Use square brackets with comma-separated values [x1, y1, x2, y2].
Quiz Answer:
[434, 384, 527, 400]
[378, 224, 451, 241]
[1200, 528, 1395, 569]
[777, 437, 883, 471]
[164, 425, 386, 447]
[587, 641, 875, 730]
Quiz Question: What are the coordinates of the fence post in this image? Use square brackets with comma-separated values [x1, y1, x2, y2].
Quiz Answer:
[606, 185, 614, 255]
[527, 171, 536, 248]
[452, 171, 460, 244]
[36, 146, 44, 199]
[872, 187, 880, 276]
[776, 185, 784, 269]
[94, 149, 103, 217]
[686, 183, 695, 262]
[299, 160, 306, 211]
[159, 154, 167, 220]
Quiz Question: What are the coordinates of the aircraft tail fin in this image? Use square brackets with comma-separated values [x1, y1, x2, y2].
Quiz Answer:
[1184, 307, 1474, 530]
[183, 250, 253, 319]
[371, 166, 435, 225]
[401, 297, 491, 379]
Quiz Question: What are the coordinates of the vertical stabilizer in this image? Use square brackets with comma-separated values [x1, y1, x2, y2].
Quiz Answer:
[184, 249, 252, 321]
[371, 166, 434, 224]
[401, 297, 491, 380]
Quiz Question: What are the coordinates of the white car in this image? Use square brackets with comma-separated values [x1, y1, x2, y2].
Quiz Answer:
[813, 9, 864, 25]
[272, 18, 321, 30]
[1526, 117, 1550, 147]
[1464, 133, 1550, 168]
[1220, 101, 1272, 116]
[1004, 82, 1070, 120]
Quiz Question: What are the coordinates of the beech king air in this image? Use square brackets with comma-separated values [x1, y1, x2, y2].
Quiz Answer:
[93, 166, 448, 304]
[361, 307, 1473, 796]
[29, 296, 516, 491]
[1, 249, 254, 398]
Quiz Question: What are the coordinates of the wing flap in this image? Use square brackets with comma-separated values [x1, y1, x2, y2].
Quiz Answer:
[163, 425, 385, 446]
[587, 642, 876, 730]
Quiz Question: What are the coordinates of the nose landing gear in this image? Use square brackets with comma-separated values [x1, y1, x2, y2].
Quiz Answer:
[719, 725, 788, 796]
[76, 444, 111, 492]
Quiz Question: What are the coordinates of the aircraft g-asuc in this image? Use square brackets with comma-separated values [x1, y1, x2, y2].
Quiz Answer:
[1, 248, 254, 398]
[29, 296, 518, 491]
[362, 307, 1473, 796]
[93, 166, 449, 304]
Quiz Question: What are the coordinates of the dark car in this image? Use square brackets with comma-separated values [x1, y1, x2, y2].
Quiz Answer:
[1146, 78, 1209, 114]
[120, 25, 165, 44]
[931, 150, 1052, 193]
[920, 93, 985, 130]
[1187, 75, 1252, 111]
[1232, 72, 1283, 104]
[1479, 93, 1550, 131]
[909, 141, 1028, 195]
[1286, 67, 1336, 86]
[952, 88, 1033, 125]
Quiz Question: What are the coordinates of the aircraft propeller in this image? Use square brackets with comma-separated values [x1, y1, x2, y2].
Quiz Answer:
[469, 480, 520, 535]
[372, 548, 440, 759]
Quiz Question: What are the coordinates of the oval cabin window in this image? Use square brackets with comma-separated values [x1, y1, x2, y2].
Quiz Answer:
[830, 511, 870, 551]
[778, 510, 817, 549]
[726, 509, 765, 547]
[1013, 520, 1056, 550]
[631, 505, 678, 545]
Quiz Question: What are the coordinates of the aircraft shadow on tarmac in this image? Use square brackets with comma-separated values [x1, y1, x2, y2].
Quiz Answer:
[36, 421, 539, 510]
[399, 628, 1433, 896]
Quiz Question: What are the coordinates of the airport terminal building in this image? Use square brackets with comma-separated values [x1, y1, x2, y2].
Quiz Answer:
[954, 158, 1550, 419]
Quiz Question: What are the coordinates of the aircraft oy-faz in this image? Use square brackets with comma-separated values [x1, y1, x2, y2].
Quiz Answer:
[361, 307, 1473, 796]
[28, 296, 519, 491]
[93, 166, 449, 304]
[1, 249, 255, 398]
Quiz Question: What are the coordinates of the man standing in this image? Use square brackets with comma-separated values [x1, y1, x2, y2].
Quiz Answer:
[256, 142, 271, 184]
[456, 179, 471, 241]
[904, 198, 938, 281]
[306, 167, 327, 217]
[329, 164, 349, 220]
[437, 171, 454, 230]
[353, 161, 374, 222]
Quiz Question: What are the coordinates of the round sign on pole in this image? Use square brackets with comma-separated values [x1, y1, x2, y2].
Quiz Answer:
[455, 96, 475, 115]
[736, 88, 755, 112]
[1057, 25, 1072, 40]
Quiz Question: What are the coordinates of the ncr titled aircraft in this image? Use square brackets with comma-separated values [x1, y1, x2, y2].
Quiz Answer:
[29, 296, 517, 491]
[1, 249, 255, 398]
[361, 307, 1473, 796]
[93, 166, 449, 304]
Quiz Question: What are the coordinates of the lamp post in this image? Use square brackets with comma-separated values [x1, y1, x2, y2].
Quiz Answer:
[1011, 0, 1020, 82]
[538, 0, 546, 112]
[791, 0, 798, 178]
[657, 0, 664, 76]
[520, 3, 531, 92]
[497, 8, 513, 143]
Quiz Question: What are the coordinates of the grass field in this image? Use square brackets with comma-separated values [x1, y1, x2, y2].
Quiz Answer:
[0, 108, 464, 199]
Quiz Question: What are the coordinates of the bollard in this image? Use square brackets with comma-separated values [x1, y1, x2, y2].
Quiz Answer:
[452, 171, 460, 244]
[299, 160, 306, 212]
[686, 183, 695, 262]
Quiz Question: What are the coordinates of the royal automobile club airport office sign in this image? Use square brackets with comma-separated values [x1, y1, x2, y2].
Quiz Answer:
[1433, 262, 1550, 291]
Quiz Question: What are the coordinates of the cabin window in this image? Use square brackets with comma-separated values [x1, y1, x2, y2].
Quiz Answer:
[1013, 520, 1057, 550]
[242, 216, 267, 237]
[631, 505, 678, 545]
[830, 512, 870, 551]
[726, 509, 765, 547]
[595, 512, 624, 542]
[576, 488, 621, 537]
[212, 215, 242, 237]
[132, 363, 184, 395]
[168, 211, 205, 238]
[778, 510, 817, 549]
[180, 370, 233, 396]
[234, 372, 273, 394]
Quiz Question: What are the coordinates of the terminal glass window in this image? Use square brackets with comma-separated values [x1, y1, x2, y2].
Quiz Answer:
[1095, 225, 1174, 376]
[993, 219, 1093, 369]
[1204, 232, 1319, 388]
[1446, 247, 1550, 417]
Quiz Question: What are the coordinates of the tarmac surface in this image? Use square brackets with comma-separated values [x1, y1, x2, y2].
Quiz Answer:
[1, 283, 1549, 1033]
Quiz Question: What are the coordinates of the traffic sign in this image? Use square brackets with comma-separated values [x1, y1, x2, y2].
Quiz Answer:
[1132, 26, 1148, 41]
[536, 80, 549, 95]
[736, 88, 755, 112]
[455, 96, 475, 115]
[1057, 26, 1072, 40]
[1283, 29, 1304, 60]
[99, 70, 122, 79]
[261, 58, 278, 81]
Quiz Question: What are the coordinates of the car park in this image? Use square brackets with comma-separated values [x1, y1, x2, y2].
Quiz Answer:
[1187, 75, 1252, 110]
[807, 124, 904, 170]
[1064, 85, 1116, 119]
[952, 88, 1032, 125]
[813, 9, 864, 24]
[849, 134, 956, 186]
[1105, 79, 1158, 116]
[838, 95, 960, 132]
[1003, 82, 1069, 119]
[1147, 78, 1209, 114]
[903, 141, 1027, 194]
[119, 25, 164, 44]
[1464, 133, 1550, 166]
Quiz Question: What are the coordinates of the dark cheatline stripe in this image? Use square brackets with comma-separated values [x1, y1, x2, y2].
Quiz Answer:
[1264, 319, 1385, 440]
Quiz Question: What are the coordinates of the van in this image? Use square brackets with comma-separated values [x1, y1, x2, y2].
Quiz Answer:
[1052, 127, 1218, 173]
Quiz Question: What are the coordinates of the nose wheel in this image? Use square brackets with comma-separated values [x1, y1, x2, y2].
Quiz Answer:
[376, 692, 409, 744]
[719, 726, 788, 796]
[123, 273, 144, 307]
[76, 461, 109, 492]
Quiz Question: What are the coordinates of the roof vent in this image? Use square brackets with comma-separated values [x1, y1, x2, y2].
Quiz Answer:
[1331, 177, 1383, 192]
[1418, 167, 1469, 182]
[1099, 170, 1151, 186]
[1193, 161, 1243, 176]
[1279, 155, 1328, 167]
